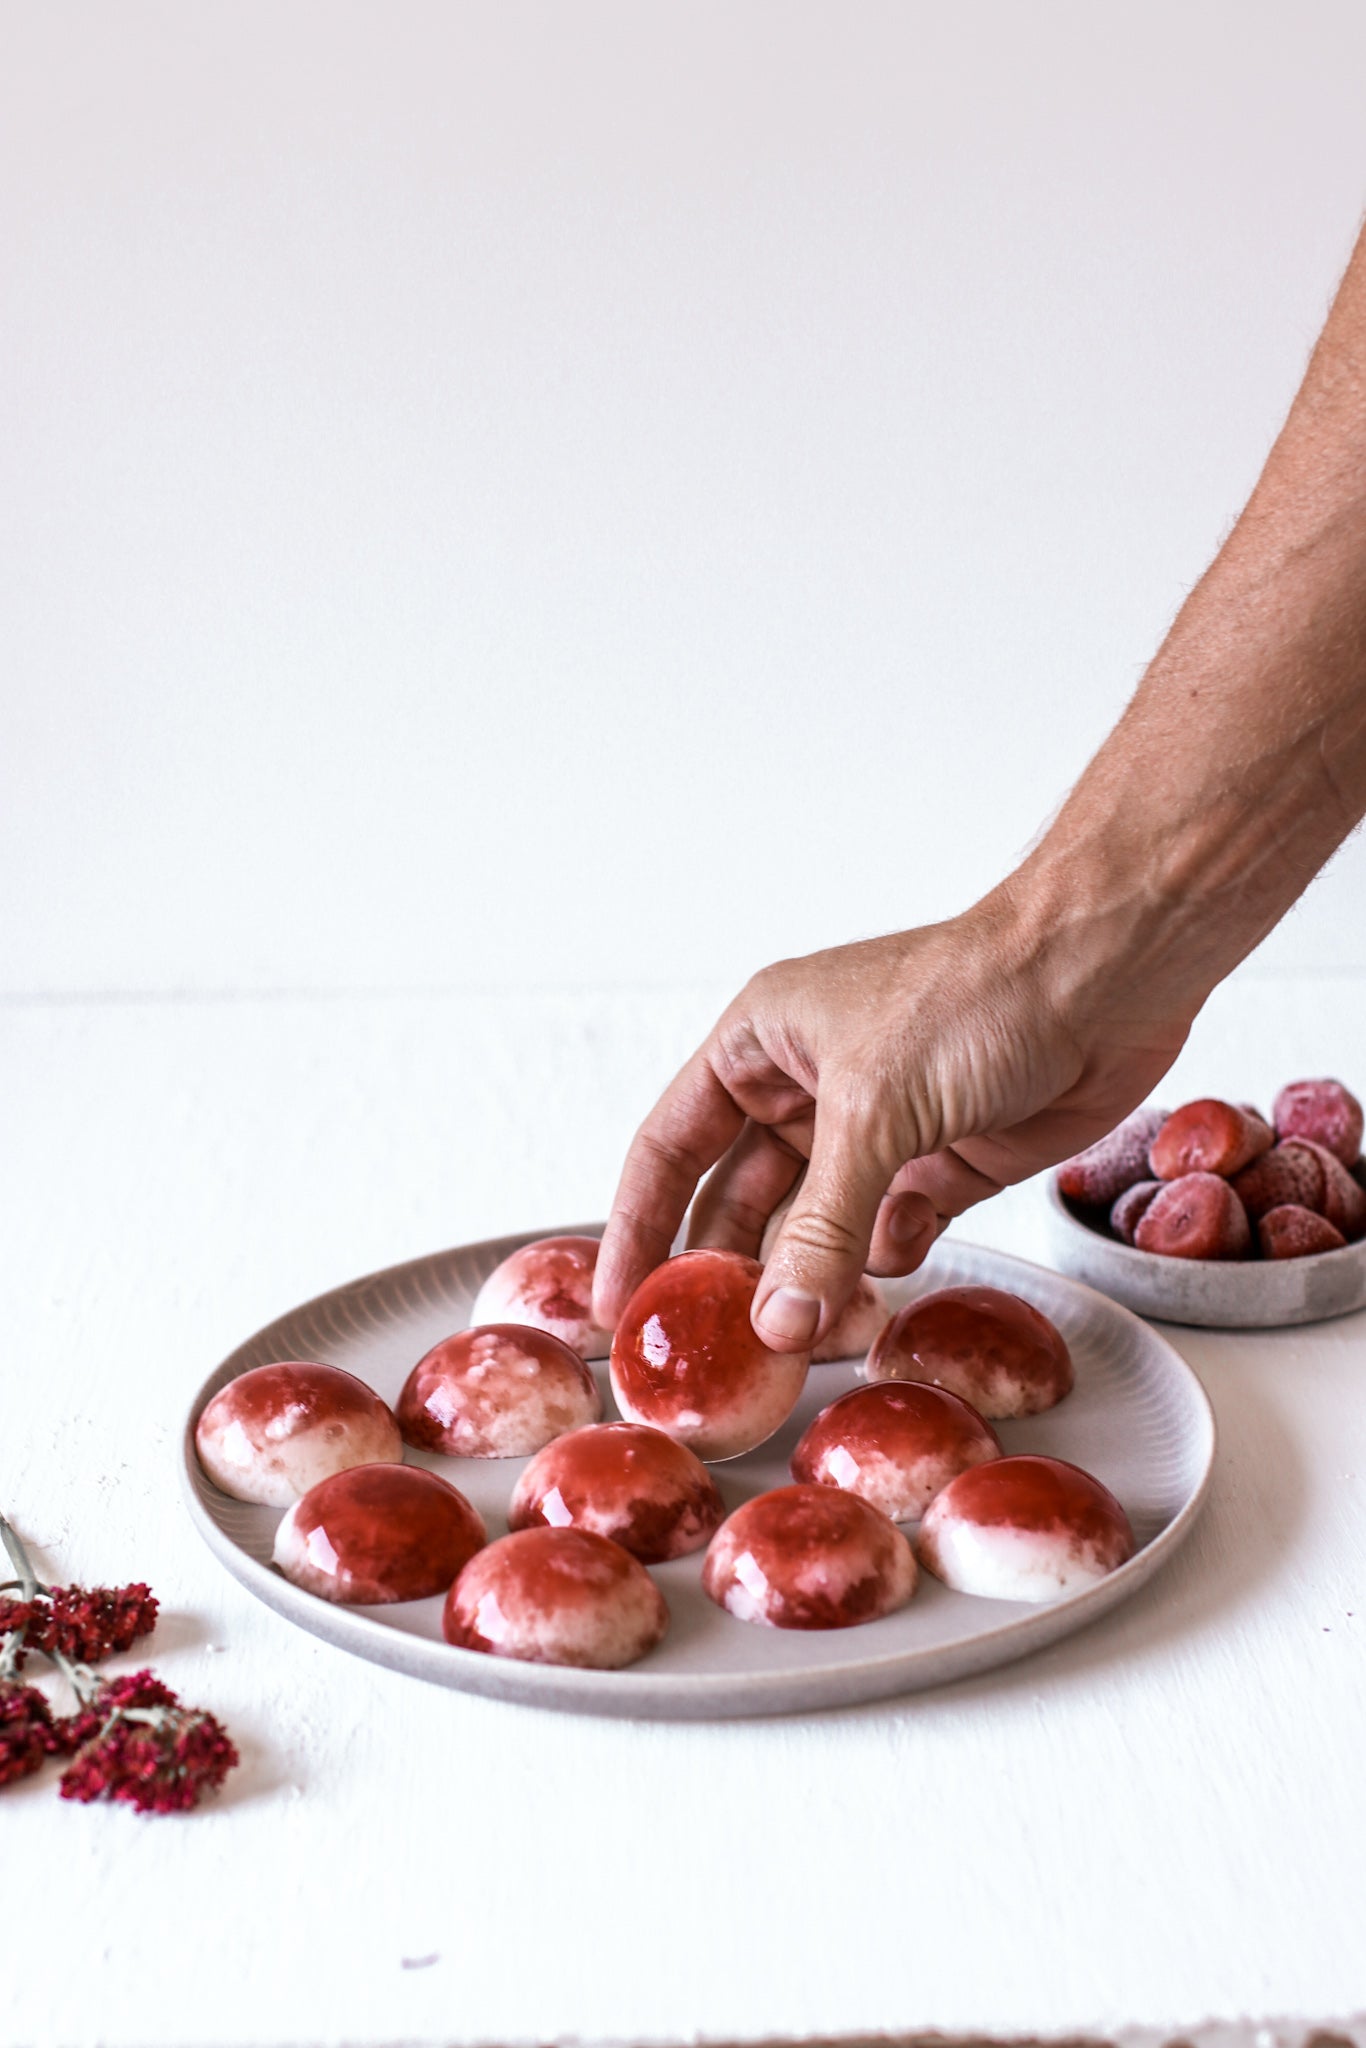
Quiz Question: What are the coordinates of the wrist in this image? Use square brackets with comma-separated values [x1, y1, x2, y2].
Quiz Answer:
[1000, 622, 1366, 1039]
[982, 831, 1216, 1047]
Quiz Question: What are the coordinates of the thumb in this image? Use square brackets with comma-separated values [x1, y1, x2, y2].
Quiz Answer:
[751, 1098, 896, 1352]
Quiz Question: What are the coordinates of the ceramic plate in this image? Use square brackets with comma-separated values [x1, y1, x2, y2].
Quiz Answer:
[181, 1229, 1215, 1720]
[1044, 1179, 1366, 1328]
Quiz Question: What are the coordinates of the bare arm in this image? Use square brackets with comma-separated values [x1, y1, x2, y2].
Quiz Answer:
[594, 219, 1366, 1351]
[1031, 225, 1366, 1025]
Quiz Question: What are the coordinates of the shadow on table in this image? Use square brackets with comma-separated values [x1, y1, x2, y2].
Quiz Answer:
[830, 1354, 1310, 1729]
[673, 1352, 1309, 1735]
[209, 1716, 296, 1813]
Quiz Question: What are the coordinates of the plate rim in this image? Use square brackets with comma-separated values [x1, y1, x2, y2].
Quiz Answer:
[180, 1226, 1217, 1720]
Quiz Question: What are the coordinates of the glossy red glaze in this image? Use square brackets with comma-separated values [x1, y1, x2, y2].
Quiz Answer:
[443, 1527, 668, 1668]
[195, 1360, 402, 1506]
[702, 1483, 916, 1630]
[926, 1454, 1130, 1541]
[508, 1422, 724, 1561]
[609, 1249, 809, 1460]
[469, 1236, 611, 1357]
[210, 1361, 382, 1434]
[791, 1381, 1001, 1522]
[1133, 1172, 1251, 1260]
[273, 1463, 485, 1605]
[865, 1285, 1072, 1420]
[1149, 1099, 1272, 1181]
[1273, 1078, 1364, 1168]
[1259, 1203, 1348, 1259]
[398, 1324, 601, 1458]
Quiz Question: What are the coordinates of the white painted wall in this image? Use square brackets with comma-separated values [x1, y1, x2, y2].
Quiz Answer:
[4, 0, 1366, 999]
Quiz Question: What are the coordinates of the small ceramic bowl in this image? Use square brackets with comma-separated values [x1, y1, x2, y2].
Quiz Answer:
[1043, 1179, 1366, 1328]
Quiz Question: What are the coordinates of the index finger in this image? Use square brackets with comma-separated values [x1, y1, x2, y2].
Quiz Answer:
[593, 1048, 745, 1328]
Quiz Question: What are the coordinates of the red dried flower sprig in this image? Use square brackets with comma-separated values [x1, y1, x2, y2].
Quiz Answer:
[0, 1600, 37, 1673]
[0, 1678, 64, 1787]
[0, 1535, 64, 1785]
[0, 1514, 237, 1814]
[58, 1668, 238, 1814]
[0, 1582, 159, 1665]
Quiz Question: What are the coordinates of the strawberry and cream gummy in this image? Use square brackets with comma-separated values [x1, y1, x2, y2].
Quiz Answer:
[509, 1422, 724, 1562]
[469, 1235, 612, 1359]
[273, 1464, 485, 1605]
[610, 1248, 809, 1461]
[398, 1324, 601, 1458]
[791, 1381, 1001, 1522]
[917, 1454, 1135, 1603]
[195, 1360, 402, 1507]
[443, 1527, 668, 1669]
[866, 1285, 1073, 1420]
[702, 1484, 917, 1629]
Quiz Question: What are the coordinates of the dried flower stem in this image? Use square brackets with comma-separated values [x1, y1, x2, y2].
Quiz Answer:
[0, 1518, 38, 1681]
[0, 1517, 158, 1666]
[0, 1516, 38, 1599]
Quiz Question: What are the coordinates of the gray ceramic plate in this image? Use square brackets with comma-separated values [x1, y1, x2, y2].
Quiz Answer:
[181, 1228, 1215, 1720]
[1044, 1179, 1366, 1328]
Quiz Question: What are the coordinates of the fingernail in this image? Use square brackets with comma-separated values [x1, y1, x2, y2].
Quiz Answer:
[755, 1286, 821, 1347]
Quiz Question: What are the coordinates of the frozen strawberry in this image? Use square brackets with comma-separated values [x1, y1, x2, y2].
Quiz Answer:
[1056, 1107, 1167, 1206]
[1133, 1173, 1251, 1261]
[1109, 1180, 1162, 1244]
[1294, 1140, 1366, 1240]
[1148, 1100, 1272, 1181]
[1230, 1140, 1326, 1221]
[1244, 1106, 1274, 1153]
[1258, 1205, 1347, 1260]
[1273, 1079, 1363, 1168]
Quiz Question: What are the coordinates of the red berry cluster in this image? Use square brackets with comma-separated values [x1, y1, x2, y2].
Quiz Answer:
[0, 1518, 237, 1815]
[1058, 1079, 1366, 1262]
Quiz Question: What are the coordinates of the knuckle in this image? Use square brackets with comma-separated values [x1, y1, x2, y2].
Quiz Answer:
[710, 1017, 770, 1096]
[828, 1056, 939, 1166]
[713, 1189, 772, 1238]
[823, 1078, 908, 1177]
[776, 1206, 866, 1265]
[745, 956, 795, 1002]
[633, 1122, 706, 1191]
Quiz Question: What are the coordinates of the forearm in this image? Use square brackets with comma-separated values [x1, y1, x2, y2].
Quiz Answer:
[1007, 220, 1366, 1030]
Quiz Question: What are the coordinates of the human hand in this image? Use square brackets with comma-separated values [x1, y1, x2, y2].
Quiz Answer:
[594, 224, 1366, 1353]
[592, 882, 1191, 1351]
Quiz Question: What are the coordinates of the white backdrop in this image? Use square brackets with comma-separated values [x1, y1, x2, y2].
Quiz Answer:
[5, 0, 1366, 1001]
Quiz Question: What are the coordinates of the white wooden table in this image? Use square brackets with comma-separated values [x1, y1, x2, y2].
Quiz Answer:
[4, 976, 1365, 2048]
